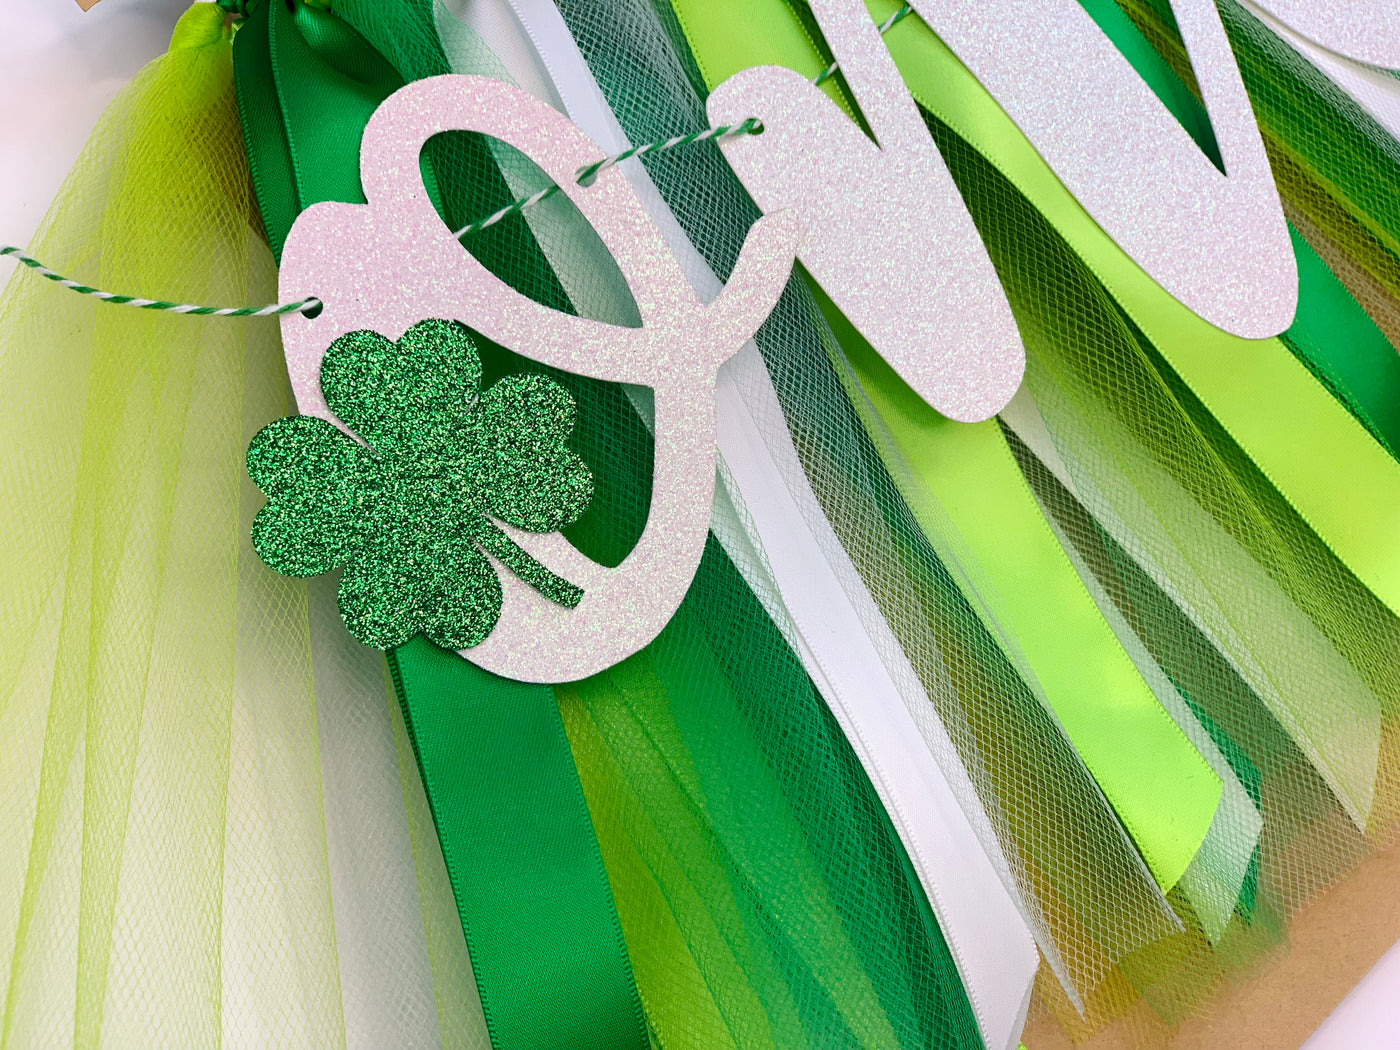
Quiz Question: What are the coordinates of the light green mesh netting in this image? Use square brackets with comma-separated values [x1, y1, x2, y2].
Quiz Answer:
[6, 1, 1398, 1047]
[241, 0, 990, 1046]
[550, 0, 1400, 1043]
[550, 0, 1185, 1013]
[0, 10, 482, 1048]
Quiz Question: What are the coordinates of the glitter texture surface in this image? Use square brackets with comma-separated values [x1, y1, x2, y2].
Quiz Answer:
[903, 0, 1295, 337]
[248, 318, 591, 651]
[276, 74, 798, 682]
[714, 0, 1295, 341]
[709, 0, 1026, 423]
[1245, 0, 1400, 70]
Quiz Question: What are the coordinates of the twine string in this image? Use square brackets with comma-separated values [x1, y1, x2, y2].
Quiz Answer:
[452, 2, 913, 240]
[451, 117, 764, 240]
[0, 247, 321, 317]
[3, 2, 915, 317]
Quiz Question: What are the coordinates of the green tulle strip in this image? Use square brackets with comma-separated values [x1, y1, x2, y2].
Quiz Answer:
[1113, 0, 1400, 451]
[625, 0, 1400, 1041]
[555, 0, 1254, 1013]
[235, 1, 989, 1046]
[0, 8, 490, 1046]
[563, 541, 984, 1050]
[0, 9, 347, 1046]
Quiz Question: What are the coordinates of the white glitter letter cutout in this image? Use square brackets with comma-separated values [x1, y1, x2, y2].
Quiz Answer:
[709, 0, 1025, 423]
[714, 0, 1296, 353]
[278, 76, 799, 683]
[1247, 0, 1400, 70]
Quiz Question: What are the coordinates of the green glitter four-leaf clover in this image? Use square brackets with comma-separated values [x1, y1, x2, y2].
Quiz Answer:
[247, 318, 593, 651]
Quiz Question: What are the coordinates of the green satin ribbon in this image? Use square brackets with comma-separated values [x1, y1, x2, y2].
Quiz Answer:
[232, 6, 648, 1049]
[850, 0, 1400, 621]
[386, 641, 648, 1050]
[1111, 0, 1400, 461]
[669, 0, 1224, 891]
[1288, 226, 1400, 461]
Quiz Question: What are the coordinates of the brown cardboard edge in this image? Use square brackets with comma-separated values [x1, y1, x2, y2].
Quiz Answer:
[1023, 839, 1400, 1049]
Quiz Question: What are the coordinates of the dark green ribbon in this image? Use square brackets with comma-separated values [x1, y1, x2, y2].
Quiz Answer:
[232, 5, 648, 1048]
[1105, 0, 1400, 460]
[386, 640, 648, 1049]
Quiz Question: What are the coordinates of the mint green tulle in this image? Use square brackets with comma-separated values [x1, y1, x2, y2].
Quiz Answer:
[583, 0, 1400, 1042]
[564, 0, 1212, 1009]
[234, 2, 988, 1046]
[0, 8, 481, 1046]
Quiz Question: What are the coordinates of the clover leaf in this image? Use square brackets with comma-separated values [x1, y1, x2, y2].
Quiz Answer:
[247, 318, 593, 651]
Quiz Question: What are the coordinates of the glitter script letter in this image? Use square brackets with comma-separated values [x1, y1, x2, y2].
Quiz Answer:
[708, 0, 1025, 423]
[1246, 0, 1400, 69]
[277, 75, 799, 682]
[712, 0, 1296, 376]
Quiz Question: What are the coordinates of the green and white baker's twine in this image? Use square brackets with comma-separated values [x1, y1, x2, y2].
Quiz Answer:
[451, 117, 765, 239]
[451, 1, 916, 239]
[2, 2, 915, 318]
[815, 2, 915, 86]
[0, 246, 321, 317]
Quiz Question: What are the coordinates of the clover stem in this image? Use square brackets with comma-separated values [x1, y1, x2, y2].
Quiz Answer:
[474, 521, 584, 609]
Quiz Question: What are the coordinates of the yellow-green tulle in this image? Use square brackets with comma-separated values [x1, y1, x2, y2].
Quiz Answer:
[0, 8, 480, 1047]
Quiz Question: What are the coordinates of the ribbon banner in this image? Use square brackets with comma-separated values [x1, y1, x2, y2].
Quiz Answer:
[241, 0, 1400, 1040]
[10, 0, 1381, 1048]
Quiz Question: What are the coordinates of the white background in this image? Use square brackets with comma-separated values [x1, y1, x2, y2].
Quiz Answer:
[0, 1, 1394, 1046]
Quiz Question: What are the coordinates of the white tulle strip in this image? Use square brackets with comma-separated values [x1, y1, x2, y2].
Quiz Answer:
[1243, 0, 1400, 141]
[435, 1, 1042, 1045]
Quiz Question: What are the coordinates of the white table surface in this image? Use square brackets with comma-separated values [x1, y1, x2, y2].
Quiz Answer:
[1, 2, 1394, 1047]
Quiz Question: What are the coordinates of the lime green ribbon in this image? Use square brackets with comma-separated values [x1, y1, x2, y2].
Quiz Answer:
[850, 0, 1400, 621]
[1079, 0, 1400, 486]
[669, 0, 1224, 891]
[670, 0, 1400, 876]
[232, 5, 648, 1048]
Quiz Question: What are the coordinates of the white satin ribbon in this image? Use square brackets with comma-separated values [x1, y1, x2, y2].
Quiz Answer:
[442, 1, 1041, 1045]
[1001, 395, 1261, 944]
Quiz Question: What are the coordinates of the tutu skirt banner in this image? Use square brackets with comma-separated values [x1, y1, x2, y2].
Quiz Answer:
[2, 1, 1399, 1048]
